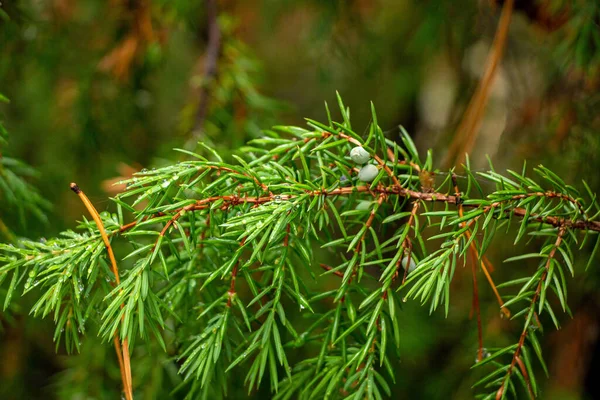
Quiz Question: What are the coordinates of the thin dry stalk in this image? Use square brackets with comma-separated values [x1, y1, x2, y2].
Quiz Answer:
[70, 183, 134, 400]
[444, 0, 515, 167]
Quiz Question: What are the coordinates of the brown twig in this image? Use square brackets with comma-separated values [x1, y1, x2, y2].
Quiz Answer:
[478, 249, 510, 318]
[356, 194, 386, 253]
[515, 355, 535, 399]
[111, 184, 600, 245]
[453, 175, 485, 361]
[496, 225, 566, 399]
[320, 263, 345, 278]
[226, 237, 246, 307]
[443, 0, 515, 167]
[70, 183, 133, 400]
[199, 214, 210, 250]
[334, 193, 387, 292]
[113, 336, 127, 393]
[452, 174, 510, 321]
[386, 147, 422, 172]
[470, 241, 485, 363]
[400, 201, 420, 285]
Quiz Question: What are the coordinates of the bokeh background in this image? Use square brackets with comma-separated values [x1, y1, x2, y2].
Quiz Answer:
[1, 0, 600, 399]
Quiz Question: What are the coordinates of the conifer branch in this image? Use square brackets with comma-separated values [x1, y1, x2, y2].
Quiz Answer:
[495, 225, 566, 400]
[2, 98, 599, 399]
[110, 184, 600, 236]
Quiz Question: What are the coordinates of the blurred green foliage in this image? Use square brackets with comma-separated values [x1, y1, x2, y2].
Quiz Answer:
[0, 92, 50, 241]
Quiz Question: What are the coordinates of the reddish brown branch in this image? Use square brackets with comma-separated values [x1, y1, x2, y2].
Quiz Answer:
[199, 214, 210, 250]
[356, 194, 386, 253]
[495, 191, 587, 219]
[283, 223, 291, 247]
[470, 243, 484, 363]
[113, 184, 600, 245]
[515, 355, 535, 399]
[320, 263, 344, 278]
[400, 239, 413, 286]
[453, 175, 485, 362]
[399, 201, 420, 285]
[227, 237, 246, 307]
[112, 336, 127, 398]
[496, 225, 566, 398]
[386, 147, 422, 172]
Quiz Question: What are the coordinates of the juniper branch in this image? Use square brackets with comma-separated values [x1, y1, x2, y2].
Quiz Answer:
[2, 98, 599, 399]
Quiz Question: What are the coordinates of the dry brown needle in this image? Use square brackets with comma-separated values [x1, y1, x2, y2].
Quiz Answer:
[70, 182, 133, 400]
